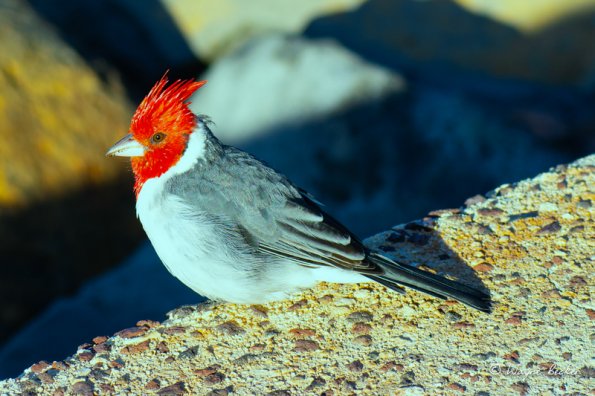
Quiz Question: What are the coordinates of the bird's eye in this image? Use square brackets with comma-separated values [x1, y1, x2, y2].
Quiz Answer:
[151, 132, 166, 144]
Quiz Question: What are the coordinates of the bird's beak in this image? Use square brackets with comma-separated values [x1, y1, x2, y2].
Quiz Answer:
[106, 134, 146, 157]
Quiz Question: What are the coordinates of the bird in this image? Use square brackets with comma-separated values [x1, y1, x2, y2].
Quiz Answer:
[107, 74, 492, 313]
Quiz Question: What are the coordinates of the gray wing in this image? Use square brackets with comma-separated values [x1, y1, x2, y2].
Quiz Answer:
[256, 193, 381, 273]
[169, 146, 382, 274]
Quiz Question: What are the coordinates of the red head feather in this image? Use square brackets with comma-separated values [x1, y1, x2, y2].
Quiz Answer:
[129, 74, 206, 195]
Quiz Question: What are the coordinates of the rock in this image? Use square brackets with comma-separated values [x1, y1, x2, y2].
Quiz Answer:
[114, 327, 148, 339]
[1, 154, 591, 394]
[156, 382, 186, 395]
[0, 0, 130, 209]
[71, 381, 93, 396]
[119, 340, 150, 355]
[454, 0, 595, 31]
[306, 0, 595, 86]
[190, 34, 404, 143]
[162, 0, 366, 61]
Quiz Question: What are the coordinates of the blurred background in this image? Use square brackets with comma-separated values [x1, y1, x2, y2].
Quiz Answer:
[0, 0, 594, 378]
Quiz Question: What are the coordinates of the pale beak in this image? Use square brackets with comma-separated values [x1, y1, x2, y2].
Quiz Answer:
[106, 134, 146, 157]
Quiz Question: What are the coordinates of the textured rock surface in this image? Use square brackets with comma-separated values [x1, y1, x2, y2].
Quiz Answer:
[1, 155, 592, 394]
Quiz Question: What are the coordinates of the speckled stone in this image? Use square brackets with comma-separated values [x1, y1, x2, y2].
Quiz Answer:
[0, 155, 593, 395]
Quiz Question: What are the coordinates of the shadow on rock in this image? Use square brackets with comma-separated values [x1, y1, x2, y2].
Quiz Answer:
[369, 217, 491, 296]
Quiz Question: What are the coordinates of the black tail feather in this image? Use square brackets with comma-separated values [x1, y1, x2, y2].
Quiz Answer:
[366, 254, 492, 313]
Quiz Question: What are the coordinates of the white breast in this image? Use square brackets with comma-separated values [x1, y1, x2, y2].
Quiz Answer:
[137, 177, 222, 296]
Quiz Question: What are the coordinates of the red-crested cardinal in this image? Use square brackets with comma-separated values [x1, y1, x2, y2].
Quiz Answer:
[107, 75, 491, 312]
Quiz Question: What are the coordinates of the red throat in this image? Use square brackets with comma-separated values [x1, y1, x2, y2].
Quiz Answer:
[129, 74, 206, 196]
